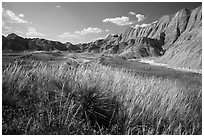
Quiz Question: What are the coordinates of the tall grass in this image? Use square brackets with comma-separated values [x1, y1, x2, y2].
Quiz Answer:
[2, 61, 202, 134]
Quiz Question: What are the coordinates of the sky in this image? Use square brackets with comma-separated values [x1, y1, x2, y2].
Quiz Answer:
[2, 2, 201, 44]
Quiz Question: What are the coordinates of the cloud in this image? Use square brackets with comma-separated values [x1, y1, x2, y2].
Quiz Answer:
[2, 19, 24, 36]
[26, 27, 45, 37]
[129, 11, 136, 15]
[134, 24, 140, 28]
[136, 14, 146, 22]
[58, 27, 103, 39]
[140, 23, 149, 27]
[18, 14, 24, 18]
[134, 20, 158, 29]
[2, 24, 25, 36]
[2, 8, 28, 23]
[129, 11, 146, 22]
[58, 32, 78, 39]
[152, 20, 158, 24]
[2, 25, 13, 34]
[134, 23, 151, 29]
[103, 16, 133, 26]
[2, 9, 40, 38]
[56, 5, 61, 8]
[75, 27, 103, 35]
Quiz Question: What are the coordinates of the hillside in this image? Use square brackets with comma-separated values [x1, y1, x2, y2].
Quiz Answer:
[118, 6, 202, 70]
[2, 33, 69, 51]
[90, 5, 202, 70]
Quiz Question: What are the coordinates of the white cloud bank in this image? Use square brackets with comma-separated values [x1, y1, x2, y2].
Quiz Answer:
[129, 11, 146, 22]
[2, 8, 45, 38]
[58, 27, 103, 39]
[75, 27, 103, 35]
[2, 8, 28, 23]
[103, 16, 133, 26]
[129, 11, 136, 15]
[134, 20, 158, 29]
[18, 13, 24, 18]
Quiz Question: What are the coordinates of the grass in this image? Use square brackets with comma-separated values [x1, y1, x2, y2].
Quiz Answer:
[2, 60, 202, 135]
[99, 55, 202, 86]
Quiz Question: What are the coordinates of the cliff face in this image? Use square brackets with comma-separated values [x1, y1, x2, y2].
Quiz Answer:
[118, 5, 202, 70]
[121, 7, 195, 47]
[156, 6, 202, 70]
[75, 34, 121, 53]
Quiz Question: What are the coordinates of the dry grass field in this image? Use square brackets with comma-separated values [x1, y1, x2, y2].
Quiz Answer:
[2, 56, 202, 134]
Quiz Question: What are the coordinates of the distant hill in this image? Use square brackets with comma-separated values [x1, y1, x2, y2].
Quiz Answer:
[2, 33, 69, 51]
[2, 5, 202, 70]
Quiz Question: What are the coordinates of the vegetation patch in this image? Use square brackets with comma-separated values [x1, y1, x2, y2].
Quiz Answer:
[2, 60, 202, 135]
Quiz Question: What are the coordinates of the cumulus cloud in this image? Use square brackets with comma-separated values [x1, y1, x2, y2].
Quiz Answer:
[75, 27, 103, 35]
[152, 20, 158, 24]
[26, 27, 45, 37]
[129, 11, 146, 22]
[136, 14, 146, 22]
[2, 9, 41, 38]
[103, 16, 133, 26]
[2, 24, 25, 36]
[134, 24, 140, 28]
[134, 20, 158, 29]
[134, 23, 152, 29]
[2, 8, 28, 23]
[129, 11, 136, 15]
[2, 18, 24, 36]
[140, 23, 149, 27]
[58, 27, 103, 39]
[18, 14, 24, 18]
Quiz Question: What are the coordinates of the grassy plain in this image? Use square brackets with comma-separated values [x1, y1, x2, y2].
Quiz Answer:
[2, 51, 202, 135]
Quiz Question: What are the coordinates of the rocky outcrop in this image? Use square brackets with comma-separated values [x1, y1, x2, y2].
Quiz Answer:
[156, 6, 202, 70]
[118, 5, 202, 69]
[28, 38, 68, 51]
[65, 42, 81, 52]
[2, 34, 69, 51]
[3, 33, 29, 51]
[74, 34, 121, 53]
[118, 33, 166, 59]
[121, 8, 193, 47]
